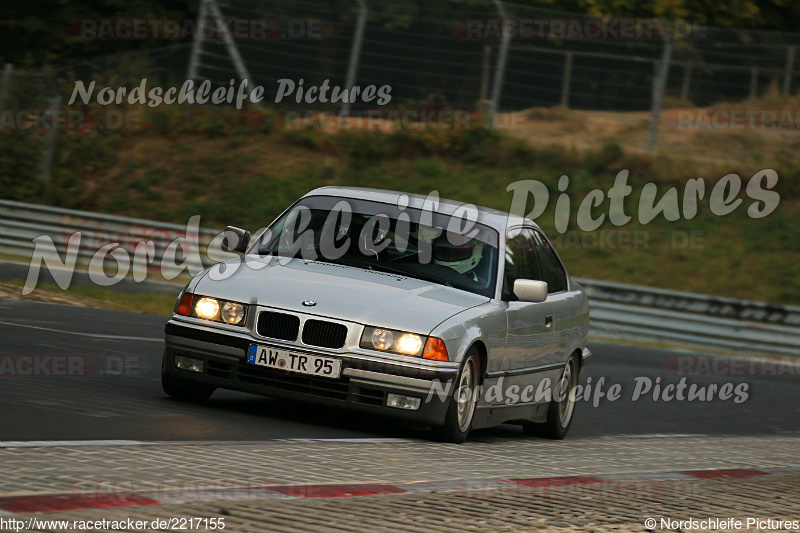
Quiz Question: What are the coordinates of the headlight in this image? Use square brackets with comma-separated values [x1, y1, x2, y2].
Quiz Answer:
[221, 301, 246, 324]
[195, 297, 220, 320]
[397, 333, 424, 354]
[190, 295, 247, 326]
[372, 328, 394, 350]
[361, 326, 425, 356]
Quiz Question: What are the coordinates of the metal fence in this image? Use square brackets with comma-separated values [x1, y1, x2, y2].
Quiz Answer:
[3, 1, 800, 195]
[1, 199, 798, 357]
[187, 0, 800, 147]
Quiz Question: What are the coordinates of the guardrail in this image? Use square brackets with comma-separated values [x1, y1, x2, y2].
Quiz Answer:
[576, 278, 800, 356]
[1, 199, 798, 356]
[577, 278, 800, 327]
[0, 199, 218, 276]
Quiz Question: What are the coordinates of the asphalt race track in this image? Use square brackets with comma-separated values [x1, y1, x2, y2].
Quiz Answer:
[1, 298, 798, 442]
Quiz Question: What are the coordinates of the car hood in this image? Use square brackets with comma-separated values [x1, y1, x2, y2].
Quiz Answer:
[192, 256, 490, 334]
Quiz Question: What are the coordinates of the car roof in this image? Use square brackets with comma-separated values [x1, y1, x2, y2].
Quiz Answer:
[304, 186, 539, 233]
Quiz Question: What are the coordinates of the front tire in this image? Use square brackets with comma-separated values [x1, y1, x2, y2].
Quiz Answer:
[523, 354, 579, 439]
[432, 349, 480, 443]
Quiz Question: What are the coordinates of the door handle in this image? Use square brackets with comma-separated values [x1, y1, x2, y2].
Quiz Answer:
[545, 315, 553, 328]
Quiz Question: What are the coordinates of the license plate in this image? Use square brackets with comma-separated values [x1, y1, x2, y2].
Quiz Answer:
[247, 344, 341, 379]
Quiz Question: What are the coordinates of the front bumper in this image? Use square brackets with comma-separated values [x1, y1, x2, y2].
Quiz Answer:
[163, 320, 456, 426]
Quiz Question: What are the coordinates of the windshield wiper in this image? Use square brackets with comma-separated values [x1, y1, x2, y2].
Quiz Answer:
[331, 256, 453, 288]
[374, 263, 454, 288]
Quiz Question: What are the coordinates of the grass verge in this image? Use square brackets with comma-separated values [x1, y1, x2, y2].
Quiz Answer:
[0, 280, 176, 316]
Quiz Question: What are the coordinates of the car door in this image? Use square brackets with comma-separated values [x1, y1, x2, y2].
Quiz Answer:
[532, 229, 586, 365]
[498, 227, 560, 403]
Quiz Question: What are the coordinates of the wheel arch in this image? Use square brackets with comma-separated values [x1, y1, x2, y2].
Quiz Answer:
[466, 339, 488, 385]
[571, 347, 583, 368]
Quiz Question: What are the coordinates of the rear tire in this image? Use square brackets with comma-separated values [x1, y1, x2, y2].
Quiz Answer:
[162, 373, 215, 403]
[522, 354, 579, 439]
[432, 348, 481, 444]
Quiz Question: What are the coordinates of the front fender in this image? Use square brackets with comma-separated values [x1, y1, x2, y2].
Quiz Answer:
[430, 301, 507, 375]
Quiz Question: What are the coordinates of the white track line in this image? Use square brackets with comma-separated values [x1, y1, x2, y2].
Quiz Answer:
[0, 440, 147, 448]
[0, 438, 419, 448]
[0, 320, 162, 342]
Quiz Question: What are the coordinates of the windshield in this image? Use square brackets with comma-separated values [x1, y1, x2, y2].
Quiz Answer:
[253, 195, 499, 298]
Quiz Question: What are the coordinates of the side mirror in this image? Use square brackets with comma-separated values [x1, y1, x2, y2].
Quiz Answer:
[221, 226, 251, 254]
[513, 279, 548, 303]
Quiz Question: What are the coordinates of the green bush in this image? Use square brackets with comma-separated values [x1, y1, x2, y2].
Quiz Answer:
[587, 140, 624, 173]
[0, 132, 43, 201]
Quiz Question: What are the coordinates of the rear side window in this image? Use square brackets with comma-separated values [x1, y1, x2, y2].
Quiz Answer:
[503, 228, 541, 298]
[533, 231, 568, 293]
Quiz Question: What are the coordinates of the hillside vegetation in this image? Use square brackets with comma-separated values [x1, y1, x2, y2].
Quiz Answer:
[5, 103, 799, 305]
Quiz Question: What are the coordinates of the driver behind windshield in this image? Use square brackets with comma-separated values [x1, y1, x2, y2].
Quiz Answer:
[431, 234, 486, 282]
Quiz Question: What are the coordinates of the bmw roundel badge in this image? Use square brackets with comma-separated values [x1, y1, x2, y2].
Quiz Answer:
[302, 300, 317, 307]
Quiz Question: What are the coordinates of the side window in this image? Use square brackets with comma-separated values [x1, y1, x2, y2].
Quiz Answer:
[504, 228, 541, 299]
[533, 231, 568, 293]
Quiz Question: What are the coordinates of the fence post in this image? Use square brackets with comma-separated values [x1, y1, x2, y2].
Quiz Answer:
[650, 60, 660, 108]
[488, 0, 510, 127]
[783, 46, 795, 95]
[207, 0, 252, 83]
[749, 67, 758, 99]
[646, 33, 672, 153]
[680, 64, 692, 102]
[0, 63, 13, 110]
[341, 0, 368, 119]
[480, 45, 492, 101]
[560, 52, 573, 108]
[186, 0, 209, 81]
[38, 95, 61, 202]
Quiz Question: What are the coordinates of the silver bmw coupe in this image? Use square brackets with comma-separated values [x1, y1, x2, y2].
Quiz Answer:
[162, 186, 590, 442]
